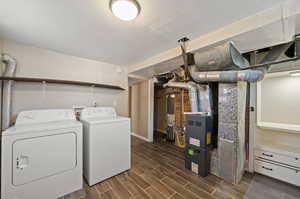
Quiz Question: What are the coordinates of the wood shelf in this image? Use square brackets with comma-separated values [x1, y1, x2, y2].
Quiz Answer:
[0, 76, 125, 91]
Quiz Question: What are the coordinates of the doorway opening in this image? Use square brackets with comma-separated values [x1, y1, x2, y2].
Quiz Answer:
[153, 84, 191, 148]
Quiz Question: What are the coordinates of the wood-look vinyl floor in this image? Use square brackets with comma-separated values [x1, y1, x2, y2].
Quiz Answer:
[62, 137, 300, 199]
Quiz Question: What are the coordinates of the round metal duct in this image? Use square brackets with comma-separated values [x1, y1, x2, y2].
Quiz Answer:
[193, 42, 250, 71]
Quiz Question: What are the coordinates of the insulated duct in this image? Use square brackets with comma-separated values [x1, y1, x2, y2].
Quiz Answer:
[1, 54, 17, 130]
[193, 41, 250, 71]
[196, 84, 212, 114]
[190, 69, 264, 83]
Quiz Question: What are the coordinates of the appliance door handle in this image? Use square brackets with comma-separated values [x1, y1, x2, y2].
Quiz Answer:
[16, 155, 29, 170]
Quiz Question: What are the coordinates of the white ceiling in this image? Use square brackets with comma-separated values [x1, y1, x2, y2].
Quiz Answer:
[0, 0, 285, 66]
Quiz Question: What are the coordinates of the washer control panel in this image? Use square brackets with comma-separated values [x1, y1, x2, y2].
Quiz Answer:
[80, 107, 117, 119]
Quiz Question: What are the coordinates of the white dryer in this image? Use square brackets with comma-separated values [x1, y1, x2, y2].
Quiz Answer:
[80, 107, 131, 186]
[1, 109, 83, 199]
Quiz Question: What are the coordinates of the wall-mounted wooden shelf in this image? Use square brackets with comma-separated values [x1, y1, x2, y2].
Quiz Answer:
[0, 77, 125, 91]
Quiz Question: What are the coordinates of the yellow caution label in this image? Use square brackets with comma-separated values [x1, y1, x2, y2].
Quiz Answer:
[206, 132, 212, 145]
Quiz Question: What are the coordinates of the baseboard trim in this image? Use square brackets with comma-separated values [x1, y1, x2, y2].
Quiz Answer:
[155, 129, 166, 134]
[131, 132, 151, 142]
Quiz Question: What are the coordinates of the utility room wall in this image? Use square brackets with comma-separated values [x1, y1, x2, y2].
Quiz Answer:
[2, 40, 129, 118]
[130, 80, 150, 140]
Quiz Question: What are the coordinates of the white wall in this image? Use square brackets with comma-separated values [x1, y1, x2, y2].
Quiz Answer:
[260, 75, 300, 125]
[130, 80, 154, 142]
[256, 71, 300, 147]
[2, 40, 129, 118]
[0, 39, 4, 74]
[130, 81, 149, 138]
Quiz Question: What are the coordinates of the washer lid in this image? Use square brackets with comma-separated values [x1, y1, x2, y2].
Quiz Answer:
[81, 116, 130, 125]
[80, 107, 117, 120]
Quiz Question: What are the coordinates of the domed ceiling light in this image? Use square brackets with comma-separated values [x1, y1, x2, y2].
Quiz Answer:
[110, 0, 141, 21]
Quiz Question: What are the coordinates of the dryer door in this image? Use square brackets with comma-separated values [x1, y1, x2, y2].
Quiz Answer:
[12, 132, 77, 186]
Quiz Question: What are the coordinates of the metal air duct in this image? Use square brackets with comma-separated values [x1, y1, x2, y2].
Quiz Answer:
[193, 41, 250, 71]
[1, 54, 17, 130]
[190, 68, 264, 83]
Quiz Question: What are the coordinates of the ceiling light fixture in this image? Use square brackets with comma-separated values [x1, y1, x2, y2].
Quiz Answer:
[110, 0, 141, 21]
[289, 71, 300, 77]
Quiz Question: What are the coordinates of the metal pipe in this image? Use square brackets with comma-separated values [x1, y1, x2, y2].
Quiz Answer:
[190, 69, 264, 83]
[1, 54, 17, 130]
[163, 81, 199, 112]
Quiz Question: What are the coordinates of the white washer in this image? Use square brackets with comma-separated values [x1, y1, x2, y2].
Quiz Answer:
[1, 109, 83, 199]
[80, 107, 131, 186]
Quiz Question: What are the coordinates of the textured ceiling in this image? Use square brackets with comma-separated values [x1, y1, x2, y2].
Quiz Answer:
[0, 0, 285, 66]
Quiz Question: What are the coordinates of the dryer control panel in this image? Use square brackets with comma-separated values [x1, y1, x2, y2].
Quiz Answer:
[16, 109, 76, 125]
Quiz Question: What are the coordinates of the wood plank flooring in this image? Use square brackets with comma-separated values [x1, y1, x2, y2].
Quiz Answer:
[62, 137, 300, 199]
